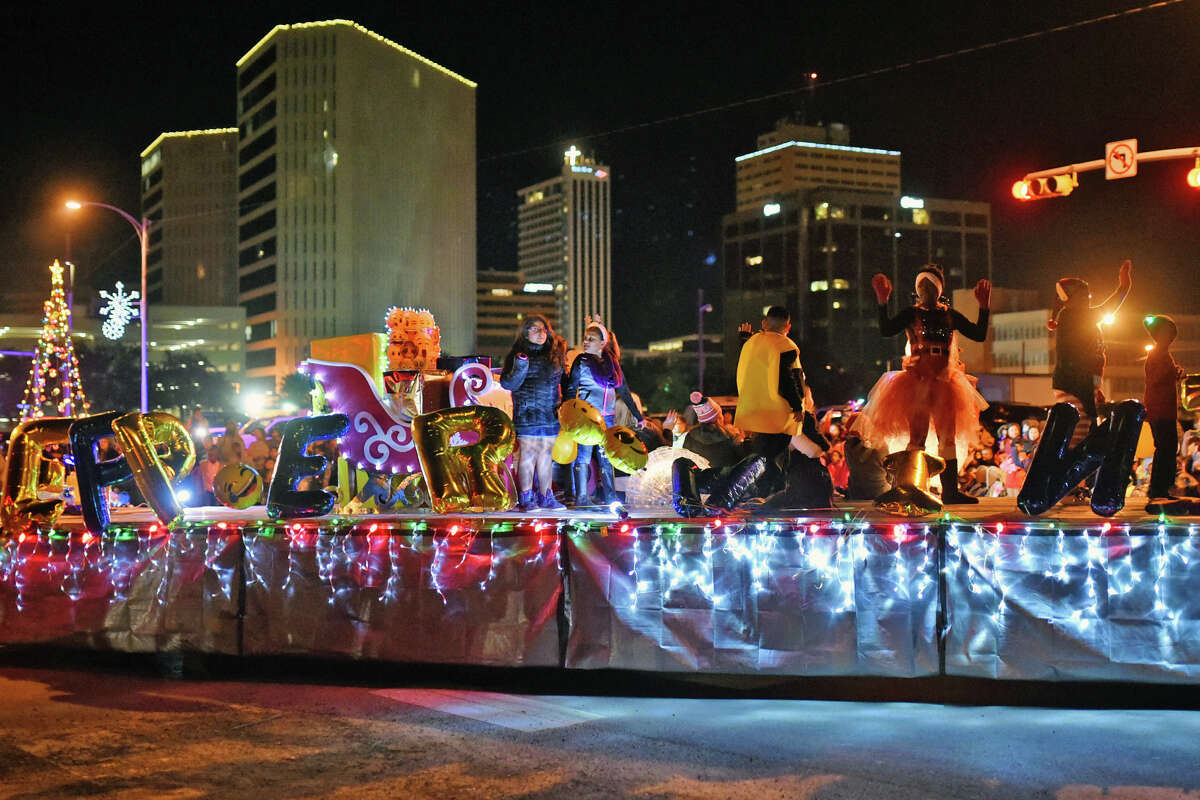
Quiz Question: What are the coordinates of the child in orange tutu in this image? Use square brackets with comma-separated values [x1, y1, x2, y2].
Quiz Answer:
[856, 265, 991, 504]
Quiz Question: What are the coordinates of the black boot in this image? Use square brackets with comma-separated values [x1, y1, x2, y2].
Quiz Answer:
[594, 452, 619, 505]
[672, 458, 706, 517]
[941, 458, 978, 505]
[708, 456, 767, 510]
[572, 458, 594, 507]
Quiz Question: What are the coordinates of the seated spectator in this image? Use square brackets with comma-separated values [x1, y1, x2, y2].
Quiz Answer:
[1174, 458, 1200, 497]
[662, 409, 690, 448]
[825, 448, 849, 493]
[217, 420, 245, 465]
[682, 392, 744, 470]
[246, 426, 271, 473]
[843, 430, 889, 500]
[636, 417, 669, 452]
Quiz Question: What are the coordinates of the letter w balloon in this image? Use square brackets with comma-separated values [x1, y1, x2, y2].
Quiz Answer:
[1018, 400, 1146, 517]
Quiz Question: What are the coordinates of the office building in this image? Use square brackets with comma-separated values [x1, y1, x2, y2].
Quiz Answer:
[735, 120, 901, 212]
[517, 146, 611, 344]
[475, 270, 559, 361]
[235, 20, 476, 392]
[139, 129, 240, 306]
[953, 287, 1040, 374]
[722, 187, 992, 392]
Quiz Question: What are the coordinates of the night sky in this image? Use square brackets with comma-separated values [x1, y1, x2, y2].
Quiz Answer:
[3, 1, 1197, 349]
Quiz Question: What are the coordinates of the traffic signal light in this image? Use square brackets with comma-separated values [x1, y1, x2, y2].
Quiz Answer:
[1187, 159, 1200, 188]
[1012, 173, 1077, 201]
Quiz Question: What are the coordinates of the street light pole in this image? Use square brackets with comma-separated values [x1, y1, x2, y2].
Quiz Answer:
[697, 289, 713, 394]
[65, 200, 150, 412]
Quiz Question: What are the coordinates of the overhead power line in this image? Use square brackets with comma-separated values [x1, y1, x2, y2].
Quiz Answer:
[480, 0, 1188, 164]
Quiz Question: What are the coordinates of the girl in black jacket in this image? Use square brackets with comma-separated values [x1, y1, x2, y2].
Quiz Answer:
[500, 315, 568, 510]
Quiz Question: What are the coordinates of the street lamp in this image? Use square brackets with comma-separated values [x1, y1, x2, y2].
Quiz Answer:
[697, 289, 714, 394]
[66, 200, 150, 412]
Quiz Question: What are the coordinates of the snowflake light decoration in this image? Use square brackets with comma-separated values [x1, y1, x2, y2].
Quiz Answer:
[99, 281, 140, 340]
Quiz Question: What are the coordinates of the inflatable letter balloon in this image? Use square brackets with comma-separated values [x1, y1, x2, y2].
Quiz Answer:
[1, 417, 73, 536]
[69, 412, 133, 533]
[266, 414, 349, 519]
[111, 412, 197, 525]
[1091, 400, 1145, 516]
[875, 450, 945, 517]
[1018, 400, 1145, 517]
[413, 406, 516, 513]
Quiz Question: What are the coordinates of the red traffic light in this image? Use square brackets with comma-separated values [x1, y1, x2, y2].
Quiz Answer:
[1188, 161, 1200, 188]
[1013, 173, 1076, 201]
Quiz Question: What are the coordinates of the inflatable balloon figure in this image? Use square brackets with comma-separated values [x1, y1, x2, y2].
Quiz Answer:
[385, 306, 441, 371]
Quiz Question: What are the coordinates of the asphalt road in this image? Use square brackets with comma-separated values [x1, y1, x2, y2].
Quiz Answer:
[1, 649, 1199, 799]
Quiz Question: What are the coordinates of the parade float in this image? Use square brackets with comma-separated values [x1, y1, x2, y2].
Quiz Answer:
[3, 297, 1200, 686]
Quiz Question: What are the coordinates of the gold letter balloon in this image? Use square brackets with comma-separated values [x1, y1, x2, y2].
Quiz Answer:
[413, 406, 516, 514]
[110, 412, 197, 525]
[1, 417, 74, 535]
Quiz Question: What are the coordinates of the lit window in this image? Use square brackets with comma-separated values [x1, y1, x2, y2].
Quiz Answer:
[490, 288, 513, 297]
[814, 202, 830, 220]
[745, 255, 764, 267]
[810, 280, 829, 292]
[912, 208, 930, 225]
[832, 279, 850, 290]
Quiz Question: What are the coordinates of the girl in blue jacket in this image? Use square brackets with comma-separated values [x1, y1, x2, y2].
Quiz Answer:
[500, 314, 567, 510]
[563, 317, 643, 507]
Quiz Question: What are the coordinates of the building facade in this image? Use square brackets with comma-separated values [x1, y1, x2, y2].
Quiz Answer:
[234, 20, 476, 392]
[735, 120, 901, 212]
[721, 188, 992, 391]
[139, 129, 240, 306]
[985, 308, 1200, 405]
[475, 270, 559, 361]
[517, 147, 611, 345]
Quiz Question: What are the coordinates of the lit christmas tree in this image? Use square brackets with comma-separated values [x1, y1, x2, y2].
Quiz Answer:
[19, 260, 90, 420]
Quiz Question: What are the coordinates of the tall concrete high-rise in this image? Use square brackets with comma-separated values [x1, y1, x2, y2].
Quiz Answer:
[735, 119, 901, 212]
[139, 129, 239, 306]
[517, 147, 611, 345]
[235, 20, 476, 392]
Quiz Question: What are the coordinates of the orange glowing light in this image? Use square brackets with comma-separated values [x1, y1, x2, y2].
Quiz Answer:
[1012, 180, 1031, 200]
[1188, 163, 1200, 188]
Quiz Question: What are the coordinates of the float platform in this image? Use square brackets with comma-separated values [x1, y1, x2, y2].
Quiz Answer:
[3, 499, 1198, 685]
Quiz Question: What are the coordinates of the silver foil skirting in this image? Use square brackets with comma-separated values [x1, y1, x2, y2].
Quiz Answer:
[563, 525, 940, 676]
[0, 529, 241, 654]
[944, 525, 1200, 683]
[5, 519, 1200, 685]
[240, 529, 562, 666]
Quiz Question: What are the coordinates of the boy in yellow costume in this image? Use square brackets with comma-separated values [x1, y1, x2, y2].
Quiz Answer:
[735, 306, 808, 492]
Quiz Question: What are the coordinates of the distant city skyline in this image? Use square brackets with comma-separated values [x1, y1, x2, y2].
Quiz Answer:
[3, 2, 1197, 357]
